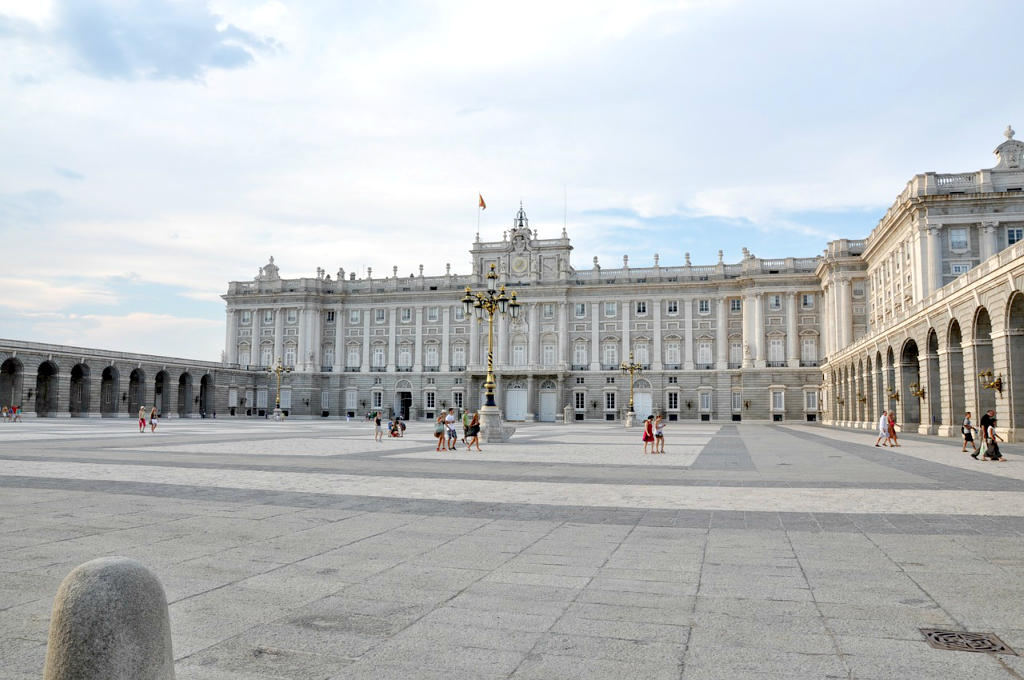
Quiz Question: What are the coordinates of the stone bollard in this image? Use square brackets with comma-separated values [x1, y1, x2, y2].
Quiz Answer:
[44, 557, 175, 680]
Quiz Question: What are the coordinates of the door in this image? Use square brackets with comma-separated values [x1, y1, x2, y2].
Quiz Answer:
[506, 389, 527, 421]
[539, 392, 557, 422]
[633, 392, 652, 420]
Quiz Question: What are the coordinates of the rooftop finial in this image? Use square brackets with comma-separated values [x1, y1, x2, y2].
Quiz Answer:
[1006, 124, 1016, 140]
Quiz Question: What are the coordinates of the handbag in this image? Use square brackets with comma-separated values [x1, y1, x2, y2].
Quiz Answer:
[979, 440, 988, 458]
[433, 422, 444, 435]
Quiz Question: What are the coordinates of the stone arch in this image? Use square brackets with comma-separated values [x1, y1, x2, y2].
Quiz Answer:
[899, 338, 920, 427]
[885, 347, 896, 411]
[1007, 292, 1024, 438]
[154, 371, 170, 417]
[100, 366, 119, 417]
[947, 319, 966, 424]
[69, 363, 91, 417]
[874, 352, 884, 417]
[973, 307, 996, 417]
[178, 372, 193, 418]
[36, 361, 59, 417]
[199, 374, 213, 417]
[925, 329, 942, 430]
[864, 355, 874, 418]
[395, 379, 413, 390]
[856, 358, 865, 423]
[540, 379, 557, 390]
[1, 357, 24, 410]
[633, 378, 652, 389]
[128, 368, 145, 415]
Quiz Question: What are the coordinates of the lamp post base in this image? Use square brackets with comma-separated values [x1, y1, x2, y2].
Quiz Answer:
[479, 405, 514, 443]
[625, 410, 636, 428]
[272, 408, 284, 422]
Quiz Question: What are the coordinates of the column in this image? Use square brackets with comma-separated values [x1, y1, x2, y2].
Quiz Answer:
[526, 375, 534, 418]
[225, 310, 238, 364]
[273, 308, 283, 364]
[309, 307, 322, 370]
[683, 297, 693, 370]
[590, 302, 600, 371]
[441, 307, 451, 371]
[741, 293, 752, 368]
[980, 222, 999, 261]
[621, 301, 630, 364]
[335, 304, 345, 373]
[911, 225, 928, 303]
[716, 298, 727, 370]
[253, 308, 262, 367]
[386, 307, 397, 370]
[469, 310, 479, 369]
[558, 302, 568, 367]
[928, 226, 943, 294]
[297, 307, 307, 370]
[361, 309, 370, 371]
[786, 292, 798, 367]
[839, 279, 853, 348]
[497, 310, 507, 368]
[529, 303, 540, 367]
[413, 307, 423, 371]
[754, 293, 765, 366]
[653, 298, 663, 370]
[821, 283, 832, 357]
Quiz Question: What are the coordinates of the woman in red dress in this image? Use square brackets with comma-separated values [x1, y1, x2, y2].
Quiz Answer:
[642, 415, 655, 454]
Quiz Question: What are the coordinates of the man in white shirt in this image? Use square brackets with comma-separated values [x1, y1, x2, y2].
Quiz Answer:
[445, 408, 458, 450]
[874, 411, 889, 447]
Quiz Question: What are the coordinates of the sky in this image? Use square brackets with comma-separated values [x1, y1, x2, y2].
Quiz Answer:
[1, 0, 1021, 361]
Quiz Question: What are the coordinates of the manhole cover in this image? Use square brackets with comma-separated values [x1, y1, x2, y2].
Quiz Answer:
[921, 629, 1017, 655]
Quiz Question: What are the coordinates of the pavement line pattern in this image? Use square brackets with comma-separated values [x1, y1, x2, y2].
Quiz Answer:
[2, 458, 1023, 515]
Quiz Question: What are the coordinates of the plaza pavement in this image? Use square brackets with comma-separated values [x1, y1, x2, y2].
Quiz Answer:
[2, 419, 1024, 679]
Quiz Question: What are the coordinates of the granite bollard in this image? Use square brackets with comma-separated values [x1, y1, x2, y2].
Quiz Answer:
[44, 557, 175, 680]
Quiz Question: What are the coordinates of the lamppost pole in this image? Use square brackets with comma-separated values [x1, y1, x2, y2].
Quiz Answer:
[266, 357, 291, 420]
[620, 351, 643, 427]
[461, 264, 520, 440]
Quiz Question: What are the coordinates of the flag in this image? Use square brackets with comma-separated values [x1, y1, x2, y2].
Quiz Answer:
[478, 194, 486, 210]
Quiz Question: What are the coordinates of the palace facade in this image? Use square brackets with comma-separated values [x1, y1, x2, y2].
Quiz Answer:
[2, 128, 1022, 439]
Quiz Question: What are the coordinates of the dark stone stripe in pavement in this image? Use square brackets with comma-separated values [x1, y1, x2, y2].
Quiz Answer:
[4, 475, 1024, 536]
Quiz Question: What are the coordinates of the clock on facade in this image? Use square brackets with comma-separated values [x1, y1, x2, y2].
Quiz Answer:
[512, 256, 529, 274]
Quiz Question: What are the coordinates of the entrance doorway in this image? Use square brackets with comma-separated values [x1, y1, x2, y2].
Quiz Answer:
[633, 392, 652, 420]
[505, 381, 527, 421]
[395, 392, 412, 420]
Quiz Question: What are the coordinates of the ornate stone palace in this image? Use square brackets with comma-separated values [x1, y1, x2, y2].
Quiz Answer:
[2, 128, 1022, 439]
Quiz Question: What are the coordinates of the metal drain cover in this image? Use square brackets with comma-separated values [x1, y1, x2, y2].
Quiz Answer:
[921, 629, 1017, 655]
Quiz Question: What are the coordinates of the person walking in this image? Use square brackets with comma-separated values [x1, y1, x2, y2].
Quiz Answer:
[12, 405, 20, 422]
[434, 413, 448, 451]
[962, 411, 979, 456]
[138, 405, 147, 433]
[874, 411, 889, 446]
[1, 406, 8, 423]
[148, 407, 158, 433]
[642, 415, 655, 454]
[984, 418, 1007, 461]
[445, 408, 458, 450]
[461, 409, 472, 444]
[373, 412, 384, 442]
[467, 412, 482, 452]
[654, 414, 665, 454]
[888, 411, 900, 447]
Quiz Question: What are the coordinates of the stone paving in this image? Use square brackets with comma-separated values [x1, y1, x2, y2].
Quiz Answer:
[2, 419, 1024, 678]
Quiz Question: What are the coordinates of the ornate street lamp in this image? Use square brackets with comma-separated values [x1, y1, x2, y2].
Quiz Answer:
[461, 264, 520, 440]
[620, 351, 643, 427]
[266, 356, 291, 420]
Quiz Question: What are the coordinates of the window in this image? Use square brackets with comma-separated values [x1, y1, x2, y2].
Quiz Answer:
[768, 338, 784, 364]
[576, 377, 585, 384]
[949, 227, 968, 251]
[667, 300, 678, 314]
[427, 307, 439, 322]
[426, 392, 435, 409]
[575, 392, 587, 409]
[425, 377, 434, 384]
[284, 346, 296, 367]
[730, 299, 741, 313]
[512, 344, 526, 366]
[1009, 228, 1023, 246]
[454, 306, 465, 320]
[697, 341, 712, 365]
[732, 392, 742, 411]
[951, 263, 971, 275]
[347, 347, 359, 367]
[349, 309, 360, 324]
[603, 343, 618, 366]
[264, 309, 274, 324]
[260, 346, 273, 366]
[668, 392, 679, 410]
[769, 295, 781, 310]
[543, 344, 556, 367]
[605, 302, 616, 317]
[801, 338, 817, 363]
[543, 303, 554, 318]
[452, 345, 465, 367]
[635, 301, 647, 315]
[606, 377, 615, 384]
[323, 348, 334, 367]
[665, 342, 680, 366]
[257, 389, 268, 408]
[287, 309, 297, 324]
[730, 342, 742, 366]
[801, 294, 814, 309]
[699, 392, 711, 411]
[574, 344, 588, 366]
[238, 349, 250, 365]
[805, 391, 819, 411]
[326, 311, 335, 323]
[240, 311, 251, 324]
[453, 392, 463, 409]
[373, 392, 382, 408]
[425, 345, 439, 367]
[398, 346, 411, 368]
[668, 376, 677, 384]
[575, 303, 587, 317]
[375, 309, 386, 323]
[605, 392, 616, 410]
[346, 391, 357, 409]
[634, 343, 649, 366]
[771, 390, 785, 411]
[372, 346, 385, 368]
[698, 300, 710, 315]
[400, 308, 411, 323]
